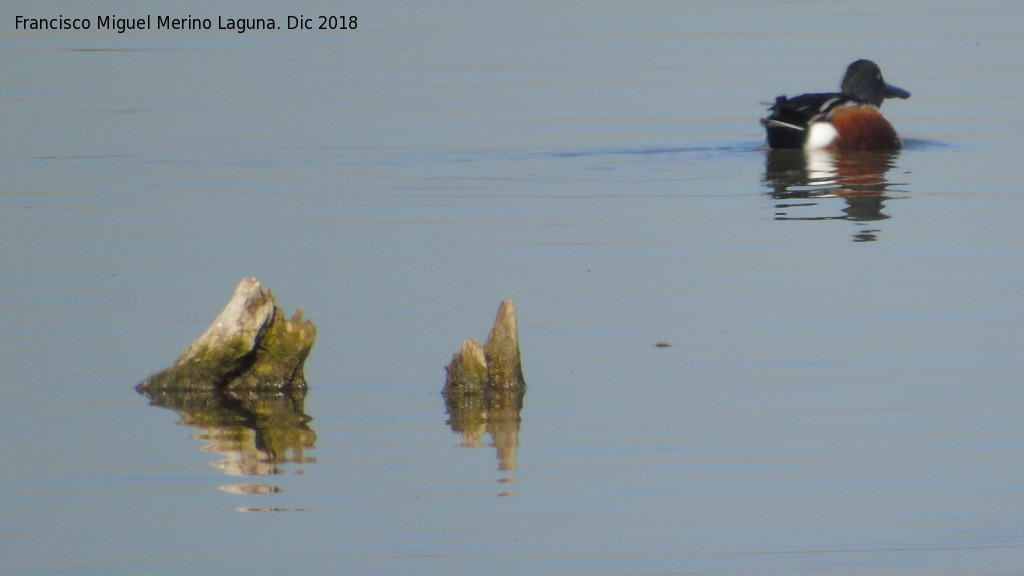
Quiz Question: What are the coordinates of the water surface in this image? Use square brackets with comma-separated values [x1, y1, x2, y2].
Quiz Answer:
[4, 2, 1024, 575]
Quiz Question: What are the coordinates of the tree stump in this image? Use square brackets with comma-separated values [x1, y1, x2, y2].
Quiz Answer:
[443, 300, 526, 471]
[444, 299, 525, 396]
[137, 278, 316, 394]
[135, 278, 318, 478]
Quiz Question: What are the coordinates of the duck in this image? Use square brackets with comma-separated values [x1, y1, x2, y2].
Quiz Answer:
[761, 59, 910, 151]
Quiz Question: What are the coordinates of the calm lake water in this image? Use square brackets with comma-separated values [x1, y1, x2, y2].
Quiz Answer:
[4, 2, 1024, 575]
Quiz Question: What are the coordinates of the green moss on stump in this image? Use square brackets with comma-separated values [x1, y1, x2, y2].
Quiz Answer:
[443, 300, 525, 398]
[443, 299, 526, 416]
[137, 278, 315, 395]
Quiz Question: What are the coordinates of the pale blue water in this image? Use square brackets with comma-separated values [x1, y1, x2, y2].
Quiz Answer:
[4, 2, 1024, 575]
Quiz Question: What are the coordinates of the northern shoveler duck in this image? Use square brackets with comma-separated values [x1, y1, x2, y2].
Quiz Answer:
[761, 59, 910, 151]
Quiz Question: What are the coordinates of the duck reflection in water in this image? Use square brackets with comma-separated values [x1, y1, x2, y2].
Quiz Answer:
[762, 148, 904, 242]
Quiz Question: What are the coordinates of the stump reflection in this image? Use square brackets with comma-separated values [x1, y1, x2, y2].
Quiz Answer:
[138, 383, 316, 479]
[443, 380, 524, 472]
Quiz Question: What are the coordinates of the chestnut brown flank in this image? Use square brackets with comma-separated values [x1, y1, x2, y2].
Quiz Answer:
[829, 106, 901, 151]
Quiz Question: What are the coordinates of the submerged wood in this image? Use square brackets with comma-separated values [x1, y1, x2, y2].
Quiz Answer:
[137, 278, 316, 394]
[443, 300, 525, 471]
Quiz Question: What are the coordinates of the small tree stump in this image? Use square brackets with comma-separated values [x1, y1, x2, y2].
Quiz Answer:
[483, 299, 525, 390]
[443, 300, 526, 471]
[137, 278, 315, 394]
[444, 299, 525, 396]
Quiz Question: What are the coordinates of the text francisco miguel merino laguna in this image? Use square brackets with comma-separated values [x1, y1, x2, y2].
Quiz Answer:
[13, 14, 349, 34]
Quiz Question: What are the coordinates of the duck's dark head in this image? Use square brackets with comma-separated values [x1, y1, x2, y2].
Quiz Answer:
[841, 59, 910, 106]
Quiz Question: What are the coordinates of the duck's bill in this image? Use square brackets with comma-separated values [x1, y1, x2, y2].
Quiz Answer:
[885, 84, 911, 99]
